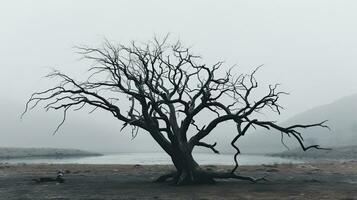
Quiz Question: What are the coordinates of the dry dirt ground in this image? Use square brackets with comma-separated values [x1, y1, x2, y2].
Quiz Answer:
[0, 162, 357, 200]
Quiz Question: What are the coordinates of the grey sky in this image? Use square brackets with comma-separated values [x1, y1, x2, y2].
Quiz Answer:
[0, 0, 356, 152]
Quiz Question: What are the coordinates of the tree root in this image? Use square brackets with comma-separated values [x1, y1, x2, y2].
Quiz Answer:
[155, 171, 215, 185]
[208, 172, 269, 183]
[155, 172, 177, 183]
[155, 170, 268, 185]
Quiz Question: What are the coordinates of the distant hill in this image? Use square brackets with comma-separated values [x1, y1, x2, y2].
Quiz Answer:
[220, 93, 357, 154]
[271, 145, 357, 160]
[0, 147, 101, 159]
[282, 93, 357, 146]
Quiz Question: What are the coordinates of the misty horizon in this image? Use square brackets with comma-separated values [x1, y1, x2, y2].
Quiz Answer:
[1, 0, 357, 153]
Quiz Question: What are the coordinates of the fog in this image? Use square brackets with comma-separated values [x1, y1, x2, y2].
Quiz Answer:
[0, 0, 356, 153]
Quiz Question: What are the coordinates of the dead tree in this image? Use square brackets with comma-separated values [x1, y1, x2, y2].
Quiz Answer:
[23, 37, 329, 185]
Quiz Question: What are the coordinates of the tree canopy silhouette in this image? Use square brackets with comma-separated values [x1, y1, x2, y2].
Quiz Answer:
[24, 37, 329, 185]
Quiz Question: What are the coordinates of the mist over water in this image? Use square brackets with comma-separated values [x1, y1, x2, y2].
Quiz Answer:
[0, 153, 302, 166]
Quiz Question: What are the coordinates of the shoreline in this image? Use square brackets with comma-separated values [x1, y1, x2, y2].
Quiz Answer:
[0, 152, 303, 166]
[0, 147, 102, 160]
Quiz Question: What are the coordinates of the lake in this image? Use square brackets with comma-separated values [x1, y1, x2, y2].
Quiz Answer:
[1, 152, 302, 166]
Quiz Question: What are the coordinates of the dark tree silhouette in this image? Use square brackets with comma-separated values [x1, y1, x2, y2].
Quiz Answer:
[23, 37, 329, 185]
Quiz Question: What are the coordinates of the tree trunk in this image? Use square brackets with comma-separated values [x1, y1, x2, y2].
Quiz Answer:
[155, 144, 264, 185]
[159, 144, 215, 185]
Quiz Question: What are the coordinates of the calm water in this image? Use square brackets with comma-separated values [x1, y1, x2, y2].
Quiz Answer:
[1, 152, 302, 166]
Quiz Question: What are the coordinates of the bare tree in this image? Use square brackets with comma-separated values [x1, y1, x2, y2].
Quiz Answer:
[23, 37, 329, 185]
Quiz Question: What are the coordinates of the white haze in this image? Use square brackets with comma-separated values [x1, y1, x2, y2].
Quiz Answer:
[0, 0, 356, 153]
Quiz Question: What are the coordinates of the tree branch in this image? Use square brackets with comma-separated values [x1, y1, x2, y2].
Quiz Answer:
[196, 142, 219, 154]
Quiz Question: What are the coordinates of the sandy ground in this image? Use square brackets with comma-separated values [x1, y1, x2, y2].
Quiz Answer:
[0, 162, 357, 200]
